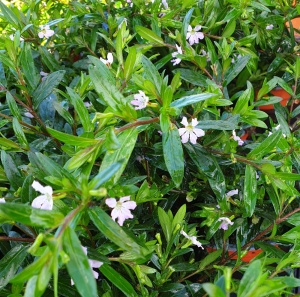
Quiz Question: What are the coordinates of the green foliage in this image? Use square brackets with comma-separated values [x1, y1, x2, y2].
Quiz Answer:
[0, 0, 299, 296]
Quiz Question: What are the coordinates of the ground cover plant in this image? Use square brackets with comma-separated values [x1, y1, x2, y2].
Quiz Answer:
[0, 0, 300, 296]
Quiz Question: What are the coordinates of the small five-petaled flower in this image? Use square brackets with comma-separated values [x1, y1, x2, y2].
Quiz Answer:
[31, 181, 53, 210]
[38, 25, 55, 39]
[186, 25, 204, 45]
[131, 90, 149, 110]
[178, 117, 205, 144]
[218, 217, 234, 230]
[105, 196, 137, 226]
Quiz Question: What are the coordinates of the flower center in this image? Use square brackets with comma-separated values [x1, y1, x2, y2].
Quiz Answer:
[186, 124, 194, 132]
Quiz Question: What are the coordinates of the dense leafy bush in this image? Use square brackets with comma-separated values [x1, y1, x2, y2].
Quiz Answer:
[0, 0, 300, 296]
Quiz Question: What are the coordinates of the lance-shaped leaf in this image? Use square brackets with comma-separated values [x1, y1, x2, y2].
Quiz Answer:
[170, 93, 217, 108]
[0, 245, 28, 289]
[63, 227, 97, 297]
[243, 165, 257, 217]
[32, 70, 65, 109]
[135, 26, 164, 45]
[0, 203, 64, 228]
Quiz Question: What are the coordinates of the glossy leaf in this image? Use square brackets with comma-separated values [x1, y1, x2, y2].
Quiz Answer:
[170, 93, 217, 108]
[202, 283, 226, 297]
[158, 207, 172, 242]
[243, 165, 257, 217]
[89, 207, 151, 263]
[100, 264, 138, 297]
[162, 127, 184, 188]
[247, 130, 282, 160]
[6, 92, 21, 120]
[0, 245, 28, 289]
[135, 26, 164, 45]
[99, 128, 138, 185]
[223, 55, 250, 86]
[124, 46, 137, 81]
[66, 87, 93, 132]
[12, 118, 28, 149]
[141, 56, 162, 94]
[173, 68, 207, 87]
[0, 203, 64, 228]
[32, 70, 65, 109]
[63, 227, 97, 297]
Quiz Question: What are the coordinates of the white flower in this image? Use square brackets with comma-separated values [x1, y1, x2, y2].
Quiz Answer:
[218, 217, 234, 230]
[31, 181, 53, 210]
[161, 0, 168, 9]
[40, 71, 48, 81]
[226, 189, 238, 198]
[186, 25, 204, 45]
[9, 34, 24, 42]
[171, 44, 183, 66]
[84, 101, 92, 108]
[131, 91, 149, 110]
[38, 25, 55, 39]
[178, 117, 205, 144]
[100, 52, 113, 66]
[71, 246, 103, 285]
[266, 24, 274, 30]
[232, 130, 244, 146]
[0, 198, 5, 203]
[105, 196, 137, 226]
[180, 230, 204, 249]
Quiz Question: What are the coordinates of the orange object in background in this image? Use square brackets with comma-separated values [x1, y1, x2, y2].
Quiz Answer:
[206, 247, 263, 263]
[258, 88, 291, 111]
[285, 17, 300, 41]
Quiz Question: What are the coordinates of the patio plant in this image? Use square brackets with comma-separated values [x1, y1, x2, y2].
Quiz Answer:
[0, 0, 300, 296]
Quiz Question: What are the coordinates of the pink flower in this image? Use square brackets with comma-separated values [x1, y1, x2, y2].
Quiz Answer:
[226, 189, 238, 198]
[131, 91, 149, 110]
[105, 196, 137, 226]
[186, 25, 204, 45]
[218, 217, 234, 230]
[178, 117, 205, 144]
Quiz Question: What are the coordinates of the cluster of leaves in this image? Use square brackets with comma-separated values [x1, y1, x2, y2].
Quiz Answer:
[0, 0, 300, 296]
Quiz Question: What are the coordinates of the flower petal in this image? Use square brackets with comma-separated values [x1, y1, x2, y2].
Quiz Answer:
[181, 131, 190, 143]
[189, 132, 198, 144]
[120, 196, 130, 203]
[193, 128, 205, 137]
[31, 195, 53, 210]
[194, 25, 202, 31]
[106, 198, 117, 208]
[181, 117, 188, 127]
[191, 118, 199, 127]
[123, 201, 137, 210]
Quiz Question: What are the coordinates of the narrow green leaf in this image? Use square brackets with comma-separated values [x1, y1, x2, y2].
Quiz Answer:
[20, 43, 39, 90]
[100, 264, 138, 297]
[181, 8, 194, 48]
[158, 207, 172, 242]
[99, 128, 138, 185]
[202, 283, 226, 297]
[66, 87, 93, 132]
[0, 203, 64, 228]
[173, 68, 207, 87]
[0, 245, 28, 289]
[88, 56, 124, 112]
[162, 127, 184, 188]
[39, 46, 60, 72]
[0, 2, 21, 28]
[6, 92, 21, 120]
[243, 165, 257, 217]
[247, 130, 282, 160]
[0, 137, 22, 150]
[47, 127, 99, 147]
[135, 26, 164, 45]
[1, 151, 23, 189]
[238, 260, 262, 297]
[89, 207, 150, 262]
[141, 56, 162, 94]
[198, 250, 222, 271]
[63, 227, 97, 297]
[196, 116, 240, 130]
[12, 118, 29, 149]
[172, 204, 186, 231]
[223, 56, 250, 86]
[170, 93, 217, 108]
[89, 161, 123, 189]
[124, 46, 137, 81]
[32, 70, 65, 108]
